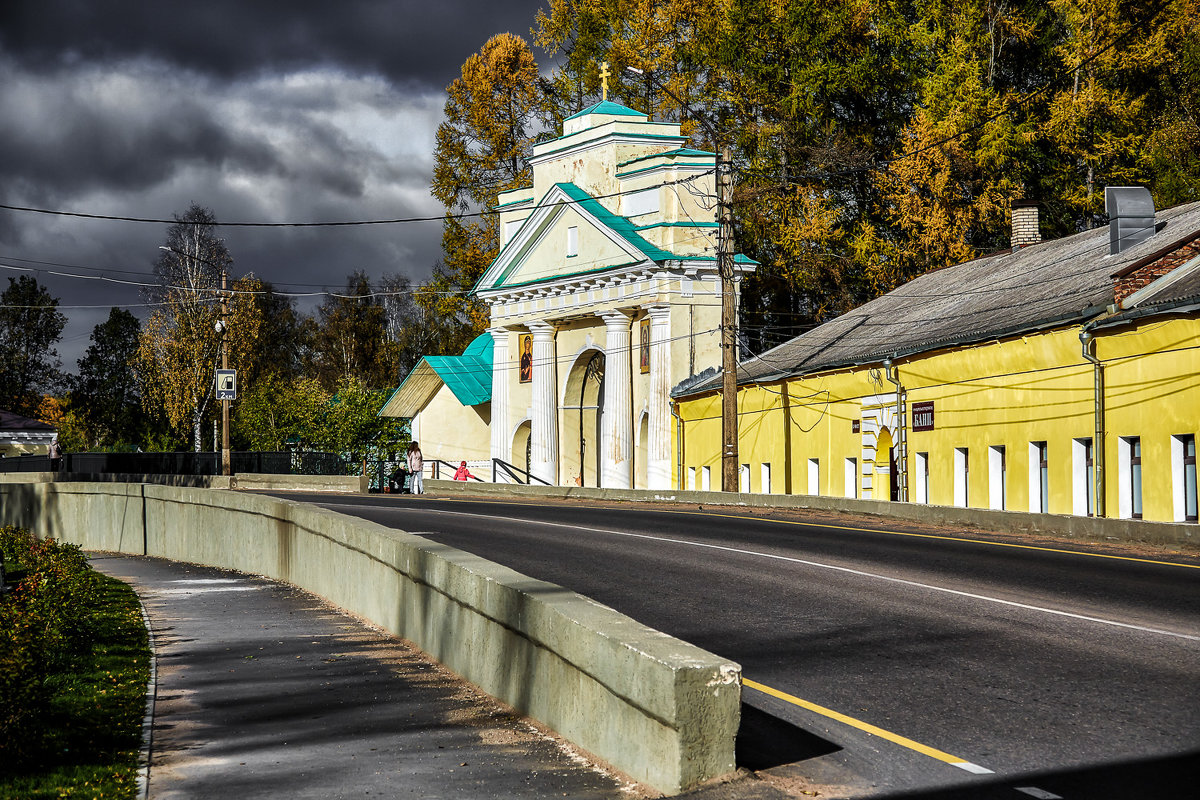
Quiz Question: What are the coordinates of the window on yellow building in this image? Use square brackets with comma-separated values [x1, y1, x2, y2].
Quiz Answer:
[1173, 434, 1197, 522]
[1119, 437, 1142, 520]
[844, 457, 858, 499]
[687, 466, 696, 491]
[1073, 438, 1094, 517]
[954, 448, 969, 507]
[1030, 442, 1049, 514]
[915, 452, 929, 504]
[807, 458, 820, 495]
[761, 463, 771, 494]
[989, 445, 1006, 511]
[740, 463, 751, 493]
[701, 465, 711, 491]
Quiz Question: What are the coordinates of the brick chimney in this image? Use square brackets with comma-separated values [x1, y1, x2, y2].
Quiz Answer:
[1011, 200, 1041, 249]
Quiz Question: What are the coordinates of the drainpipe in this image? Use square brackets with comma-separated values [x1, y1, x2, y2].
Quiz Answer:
[882, 359, 908, 502]
[1080, 330, 1106, 517]
[670, 400, 684, 491]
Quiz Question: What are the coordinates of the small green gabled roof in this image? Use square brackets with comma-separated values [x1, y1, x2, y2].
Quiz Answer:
[552, 182, 674, 263]
[379, 333, 492, 418]
[564, 101, 648, 122]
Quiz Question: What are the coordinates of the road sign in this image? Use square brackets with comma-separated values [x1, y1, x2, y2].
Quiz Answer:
[215, 369, 237, 400]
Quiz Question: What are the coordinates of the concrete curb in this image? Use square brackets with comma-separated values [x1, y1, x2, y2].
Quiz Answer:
[133, 591, 157, 800]
[1, 480, 740, 795]
[428, 479, 1200, 548]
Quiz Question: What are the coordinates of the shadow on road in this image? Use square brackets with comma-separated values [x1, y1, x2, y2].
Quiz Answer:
[873, 748, 1200, 799]
[736, 702, 840, 771]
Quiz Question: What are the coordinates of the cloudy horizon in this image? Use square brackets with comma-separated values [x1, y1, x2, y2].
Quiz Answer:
[0, 0, 548, 373]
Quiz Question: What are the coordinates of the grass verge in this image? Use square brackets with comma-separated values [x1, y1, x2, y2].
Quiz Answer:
[1, 553, 149, 799]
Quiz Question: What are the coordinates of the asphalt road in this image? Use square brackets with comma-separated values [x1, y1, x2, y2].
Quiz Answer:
[272, 492, 1200, 798]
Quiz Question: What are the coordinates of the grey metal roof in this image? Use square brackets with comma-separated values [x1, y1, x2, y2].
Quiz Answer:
[679, 200, 1200, 395]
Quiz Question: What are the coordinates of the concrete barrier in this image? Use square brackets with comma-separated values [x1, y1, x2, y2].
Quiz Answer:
[0, 471, 366, 493]
[430, 480, 1199, 548]
[0, 480, 740, 795]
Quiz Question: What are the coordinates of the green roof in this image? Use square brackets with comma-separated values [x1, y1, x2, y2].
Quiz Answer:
[552, 182, 674, 263]
[564, 101, 648, 121]
[379, 333, 492, 418]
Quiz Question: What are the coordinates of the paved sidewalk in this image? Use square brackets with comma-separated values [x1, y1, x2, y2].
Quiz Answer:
[90, 554, 634, 800]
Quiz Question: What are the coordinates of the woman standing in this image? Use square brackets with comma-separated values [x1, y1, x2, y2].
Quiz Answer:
[406, 441, 424, 495]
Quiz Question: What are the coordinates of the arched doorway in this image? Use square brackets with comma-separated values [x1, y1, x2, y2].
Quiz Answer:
[511, 420, 531, 482]
[561, 349, 604, 487]
[635, 411, 648, 489]
[875, 427, 895, 501]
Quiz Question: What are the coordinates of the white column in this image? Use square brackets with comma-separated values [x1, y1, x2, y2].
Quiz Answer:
[488, 327, 510, 480]
[528, 321, 559, 485]
[646, 305, 673, 489]
[601, 310, 634, 489]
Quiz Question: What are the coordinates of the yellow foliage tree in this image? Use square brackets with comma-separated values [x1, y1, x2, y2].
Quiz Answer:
[137, 275, 263, 452]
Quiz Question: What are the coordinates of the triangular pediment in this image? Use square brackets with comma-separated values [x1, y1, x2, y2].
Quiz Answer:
[475, 183, 670, 294]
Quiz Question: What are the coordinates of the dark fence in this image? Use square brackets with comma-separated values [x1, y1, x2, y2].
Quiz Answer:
[0, 451, 350, 476]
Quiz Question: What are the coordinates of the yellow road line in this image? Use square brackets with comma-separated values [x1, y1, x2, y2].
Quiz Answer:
[742, 678, 993, 775]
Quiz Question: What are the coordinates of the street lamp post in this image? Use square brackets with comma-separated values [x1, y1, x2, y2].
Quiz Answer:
[159, 245, 232, 477]
[626, 67, 740, 492]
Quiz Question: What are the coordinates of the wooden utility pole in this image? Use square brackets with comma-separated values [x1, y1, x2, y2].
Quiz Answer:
[717, 143, 738, 492]
[624, 65, 741, 492]
[220, 269, 231, 477]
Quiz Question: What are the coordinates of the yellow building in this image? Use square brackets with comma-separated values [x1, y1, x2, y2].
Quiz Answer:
[382, 99, 754, 485]
[676, 191, 1200, 523]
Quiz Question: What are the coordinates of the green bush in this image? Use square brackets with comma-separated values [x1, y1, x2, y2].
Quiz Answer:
[1, 525, 101, 764]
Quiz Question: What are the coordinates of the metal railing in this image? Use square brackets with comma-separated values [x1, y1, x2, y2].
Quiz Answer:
[491, 458, 551, 485]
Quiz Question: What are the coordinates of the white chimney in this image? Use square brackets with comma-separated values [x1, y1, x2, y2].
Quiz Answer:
[1011, 201, 1041, 249]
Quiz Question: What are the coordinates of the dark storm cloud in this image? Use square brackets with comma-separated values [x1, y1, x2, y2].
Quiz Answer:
[0, 1, 550, 371]
[0, 0, 545, 89]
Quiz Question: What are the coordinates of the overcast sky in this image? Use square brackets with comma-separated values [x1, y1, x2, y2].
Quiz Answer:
[0, 0, 547, 372]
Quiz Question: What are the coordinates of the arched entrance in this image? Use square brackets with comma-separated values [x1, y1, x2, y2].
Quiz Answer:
[511, 420, 531, 481]
[635, 411, 648, 489]
[875, 426, 895, 501]
[561, 349, 605, 487]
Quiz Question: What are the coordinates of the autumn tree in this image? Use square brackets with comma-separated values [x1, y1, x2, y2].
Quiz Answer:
[423, 32, 546, 348]
[137, 205, 262, 451]
[0, 275, 66, 416]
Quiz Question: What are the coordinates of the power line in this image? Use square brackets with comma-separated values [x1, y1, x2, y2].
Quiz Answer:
[0, 172, 712, 229]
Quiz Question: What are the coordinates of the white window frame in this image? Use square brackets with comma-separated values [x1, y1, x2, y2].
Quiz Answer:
[701, 465, 712, 492]
[844, 457, 858, 499]
[988, 445, 1006, 511]
[1117, 436, 1142, 520]
[1073, 437, 1094, 517]
[740, 463, 751, 493]
[1029, 441, 1048, 513]
[807, 458, 820, 496]
[914, 451, 929, 504]
[687, 466, 697, 491]
[1172, 434, 1198, 522]
[566, 225, 578, 257]
[760, 463, 772, 494]
[954, 448, 969, 507]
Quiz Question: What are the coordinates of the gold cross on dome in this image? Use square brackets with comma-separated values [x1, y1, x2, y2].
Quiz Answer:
[600, 61, 610, 101]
